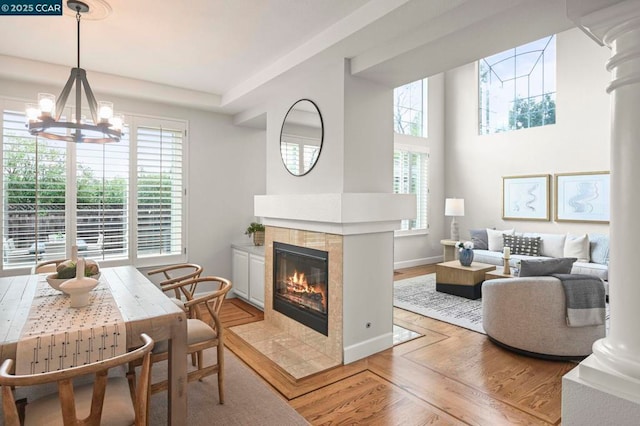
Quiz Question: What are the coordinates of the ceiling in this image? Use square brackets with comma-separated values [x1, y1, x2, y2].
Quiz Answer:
[0, 0, 578, 116]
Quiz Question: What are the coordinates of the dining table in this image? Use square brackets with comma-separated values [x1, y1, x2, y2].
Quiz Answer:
[0, 265, 187, 425]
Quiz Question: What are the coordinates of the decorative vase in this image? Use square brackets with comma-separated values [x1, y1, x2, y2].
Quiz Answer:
[60, 258, 98, 308]
[459, 248, 474, 267]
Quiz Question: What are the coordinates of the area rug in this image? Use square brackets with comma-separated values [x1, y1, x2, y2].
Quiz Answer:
[394, 274, 610, 335]
[2, 348, 309, 426]
[394, 273, 485, 334]
[148, 348, 309, 425]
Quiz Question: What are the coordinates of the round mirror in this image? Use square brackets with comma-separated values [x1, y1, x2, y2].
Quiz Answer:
[280, 99, 323, 176]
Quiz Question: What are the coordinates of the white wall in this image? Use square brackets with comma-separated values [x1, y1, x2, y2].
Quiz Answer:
[395, 28, 611, 267]
[0, 76, 266, 280]
[265, 59, 346, 195]
[443, 28, 611, 245]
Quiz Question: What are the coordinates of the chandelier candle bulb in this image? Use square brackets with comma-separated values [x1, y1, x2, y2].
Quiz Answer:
[37, 93, 55, 117]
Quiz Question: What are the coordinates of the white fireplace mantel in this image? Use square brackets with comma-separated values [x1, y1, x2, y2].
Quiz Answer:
[254, 193, 416, 235]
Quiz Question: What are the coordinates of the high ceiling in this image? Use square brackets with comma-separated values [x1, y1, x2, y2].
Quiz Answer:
[0, 0, 576, 115]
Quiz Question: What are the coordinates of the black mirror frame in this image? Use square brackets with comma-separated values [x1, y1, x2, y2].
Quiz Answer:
[279, 98, 324, 177]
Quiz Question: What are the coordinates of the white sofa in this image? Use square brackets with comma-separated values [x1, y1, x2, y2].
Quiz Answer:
[469, 229, 609, 282]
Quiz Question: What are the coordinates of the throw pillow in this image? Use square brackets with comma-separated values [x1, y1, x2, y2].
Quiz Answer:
[589, 234, 610, 265]
[486, 228, 514, 251]
[469, 229, 488, 250]
[518, 257, 577, 277]
[564, 234, 590, 263]
[531, 233, 567, 258]
[503, 234, 541, 256]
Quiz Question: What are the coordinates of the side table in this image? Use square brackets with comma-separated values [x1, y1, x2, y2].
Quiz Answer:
[440, 239, 458, 262]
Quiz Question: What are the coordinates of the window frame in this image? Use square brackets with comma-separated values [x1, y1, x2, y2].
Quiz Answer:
[0, 98, 188, 273]
[478, 35, 556, 135]
[393, 140, 429, 237]
[393, 79, 428, 138]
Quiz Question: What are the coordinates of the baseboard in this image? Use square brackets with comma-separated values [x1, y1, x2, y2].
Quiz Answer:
[394, 255, 442, 269]
[343, 332, 393, 364]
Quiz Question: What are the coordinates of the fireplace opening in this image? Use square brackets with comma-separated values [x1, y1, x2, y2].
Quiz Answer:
[273, 242, 328, 336]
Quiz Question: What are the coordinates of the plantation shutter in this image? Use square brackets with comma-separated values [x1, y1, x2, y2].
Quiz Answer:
[136, 122, 185, 258]
[393, 147, 428, 231]
[75, 130, 130, 261]
[2, 109, 66, 268]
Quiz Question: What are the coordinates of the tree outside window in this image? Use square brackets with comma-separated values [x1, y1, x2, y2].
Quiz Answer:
[1, 106, 185, 270]
[479, 35, 556, 134]
[394, 79, 427, 137]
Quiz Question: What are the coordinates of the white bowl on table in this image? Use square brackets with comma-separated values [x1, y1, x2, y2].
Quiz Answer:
[46, 272, 100, 292]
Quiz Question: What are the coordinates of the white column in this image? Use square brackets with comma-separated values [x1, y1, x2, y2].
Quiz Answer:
[564, 2, 640, 424]
[592, 10, 640, 380]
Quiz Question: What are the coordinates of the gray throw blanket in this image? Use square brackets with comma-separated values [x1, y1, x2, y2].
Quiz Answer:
[552, 274, 606, 327]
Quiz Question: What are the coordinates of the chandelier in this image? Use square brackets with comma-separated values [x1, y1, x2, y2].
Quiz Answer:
[25, 0, 123, 143]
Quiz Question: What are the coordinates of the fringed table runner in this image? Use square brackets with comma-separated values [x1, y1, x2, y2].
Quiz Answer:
[15, 275, 127, 374]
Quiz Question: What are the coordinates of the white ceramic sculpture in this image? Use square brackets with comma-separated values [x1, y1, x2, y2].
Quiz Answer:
[60, 257, 98, 308]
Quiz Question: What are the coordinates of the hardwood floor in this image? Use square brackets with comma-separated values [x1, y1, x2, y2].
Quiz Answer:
[220, 265, 575, 425]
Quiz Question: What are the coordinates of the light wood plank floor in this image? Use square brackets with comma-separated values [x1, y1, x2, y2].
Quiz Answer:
[220, 264, 576, 425]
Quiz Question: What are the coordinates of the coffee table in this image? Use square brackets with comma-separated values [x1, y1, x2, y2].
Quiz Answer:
[435, 260, 496, 299]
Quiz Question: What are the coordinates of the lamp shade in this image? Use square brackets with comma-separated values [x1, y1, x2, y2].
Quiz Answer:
[445, 198, 465, 216]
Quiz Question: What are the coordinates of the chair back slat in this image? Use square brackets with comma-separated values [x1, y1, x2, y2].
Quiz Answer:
[0, 334, 154, 426]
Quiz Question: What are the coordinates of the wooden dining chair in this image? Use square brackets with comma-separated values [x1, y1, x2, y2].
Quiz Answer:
[147, 263, 204, 311]
[0, 333, 154, 426]
[129, 276, 232, 404]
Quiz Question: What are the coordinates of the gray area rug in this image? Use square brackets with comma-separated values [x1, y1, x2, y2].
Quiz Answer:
[148, 348, 309, 425]
[394, 274, 485, 334]
[394, 274, 610, 335]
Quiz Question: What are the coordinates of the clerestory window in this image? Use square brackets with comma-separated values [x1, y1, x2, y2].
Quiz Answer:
[479, 35, 556, 134]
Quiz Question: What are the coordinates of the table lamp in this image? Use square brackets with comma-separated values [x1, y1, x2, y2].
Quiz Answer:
[445, 198, 465, 241]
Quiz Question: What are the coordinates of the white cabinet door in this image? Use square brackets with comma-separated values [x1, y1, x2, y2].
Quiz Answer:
[231, 249, 249, 299]
[248, 254, 265, 309]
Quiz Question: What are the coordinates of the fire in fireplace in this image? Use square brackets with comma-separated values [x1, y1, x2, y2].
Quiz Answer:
[273, 242, 328, 335]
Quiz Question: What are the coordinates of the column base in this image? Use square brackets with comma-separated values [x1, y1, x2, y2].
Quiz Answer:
[562, 355, 640, 426]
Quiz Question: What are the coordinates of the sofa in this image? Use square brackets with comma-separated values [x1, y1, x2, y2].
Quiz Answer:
[482, 276, 606, 359]
[468, 228, 609, 282]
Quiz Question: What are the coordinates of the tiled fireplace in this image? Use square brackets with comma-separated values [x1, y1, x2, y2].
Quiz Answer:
[231, 192, 414, 379]
[231, 226, 343, 378]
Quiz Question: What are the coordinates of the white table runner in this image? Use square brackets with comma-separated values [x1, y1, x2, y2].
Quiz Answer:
[15, 275, 127, 374]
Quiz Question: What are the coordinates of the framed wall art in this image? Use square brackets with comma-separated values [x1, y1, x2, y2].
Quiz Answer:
[502, 174, 550, 220]
[555, 171, 610, 223]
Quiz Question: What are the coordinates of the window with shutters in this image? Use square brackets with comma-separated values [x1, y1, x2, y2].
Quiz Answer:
[1, 98, 187, 271]
[393, 78, 429, 234]
[393, 146, 428, 233]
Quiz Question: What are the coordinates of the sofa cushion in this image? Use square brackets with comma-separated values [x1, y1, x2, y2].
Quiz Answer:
[503, 234, 541, 256]
[525, 233, 566, 258]
[564, 234, 590, 263]
[589, 234, 610, 265]
[518, 257, 577, 277]
[469, 229, 488, 250]
[487, 228, 514, 251]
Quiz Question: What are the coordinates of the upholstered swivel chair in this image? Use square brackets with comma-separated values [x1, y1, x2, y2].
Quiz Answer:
[482, 276, 606, 359]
